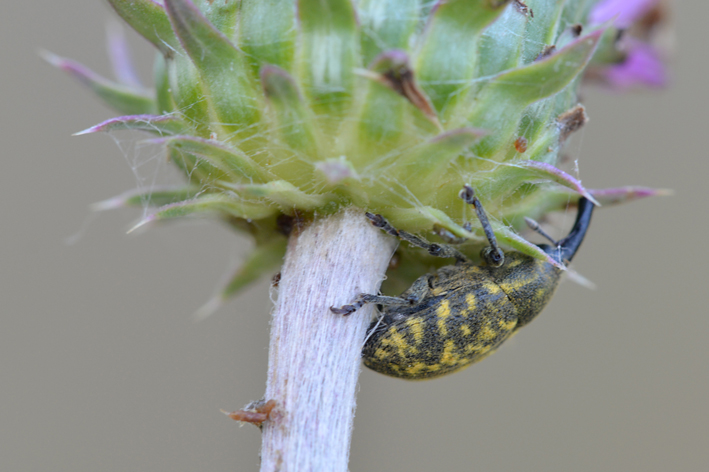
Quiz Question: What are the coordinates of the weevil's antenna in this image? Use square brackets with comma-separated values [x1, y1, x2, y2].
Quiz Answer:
[459, 185, 504, 267]
[524, 217, 559, 246]
[540, 197, 596, 264]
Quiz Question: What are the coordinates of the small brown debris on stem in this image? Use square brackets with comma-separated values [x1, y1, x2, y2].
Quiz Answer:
[513, 0, 533, 18]
[366, 50, 441, 129]
[536, 45, 557, 61]
[222, 399, 277, 428]
[558, 104, 589, 142]
[276, 211, 306, 237]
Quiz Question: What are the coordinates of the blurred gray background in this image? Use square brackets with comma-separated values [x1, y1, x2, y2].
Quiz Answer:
[2, 1, 707, 471]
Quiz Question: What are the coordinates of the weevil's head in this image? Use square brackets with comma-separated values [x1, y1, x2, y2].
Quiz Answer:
[490, 198, 595, 328]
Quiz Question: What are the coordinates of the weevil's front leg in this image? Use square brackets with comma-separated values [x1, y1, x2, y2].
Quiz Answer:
[331, 294, 410, 316]
[365, 213, 469, 263]
[331, 274, 431, 316]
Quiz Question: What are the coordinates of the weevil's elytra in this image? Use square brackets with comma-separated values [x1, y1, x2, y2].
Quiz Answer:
[331, 185, 595, 380]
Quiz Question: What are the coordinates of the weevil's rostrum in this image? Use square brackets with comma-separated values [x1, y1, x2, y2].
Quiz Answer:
[332, 185, 595, 380]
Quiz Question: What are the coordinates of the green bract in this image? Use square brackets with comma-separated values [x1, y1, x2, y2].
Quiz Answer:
[51, 0, 662, 307]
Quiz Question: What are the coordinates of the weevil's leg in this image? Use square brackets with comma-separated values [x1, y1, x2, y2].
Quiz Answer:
[459, 185, 505, 267]
[330, 293, 409, 316]
[398, 274, 431, 305]
[331, 274, 431, 316]
[365, 213, 468, 263]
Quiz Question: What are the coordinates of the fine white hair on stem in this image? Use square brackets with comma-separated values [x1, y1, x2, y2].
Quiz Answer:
[260, 209, 395, 472]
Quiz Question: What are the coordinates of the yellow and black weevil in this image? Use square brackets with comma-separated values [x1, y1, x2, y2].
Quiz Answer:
[331, 185, 595, 380]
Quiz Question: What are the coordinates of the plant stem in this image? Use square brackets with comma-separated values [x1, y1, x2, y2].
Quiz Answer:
[259, 209, 395, 472]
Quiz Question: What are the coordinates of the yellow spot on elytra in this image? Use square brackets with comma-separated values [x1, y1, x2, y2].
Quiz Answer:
[465, 293, 476, 315]
[475, 345, 495, 361]
[507, 259, 522, 269]
[534, 287, 550, 301]
[374, 348, 387, 360]
[380, 326, 417, 358]
[499, 278, 529, 292]
[440, 340, 460, 366]
[405, 362, 427, 375]
[460, 324, 471, 336]
[426, 364, 442, 372]
[406, 318, 424, 344]
[437, 300, 451, 336]
[478, 324, 498, 342]
[499, 319, 517, 332]
[465, 342, 482, 354]
[484, 282, 502, 295]
[431, 286, 448, 296]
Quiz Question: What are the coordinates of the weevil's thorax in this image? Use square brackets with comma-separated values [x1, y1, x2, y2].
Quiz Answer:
[488, 252, 563, 328]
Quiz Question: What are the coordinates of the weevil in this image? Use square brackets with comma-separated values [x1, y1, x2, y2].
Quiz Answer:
[331, 185, 595, 380]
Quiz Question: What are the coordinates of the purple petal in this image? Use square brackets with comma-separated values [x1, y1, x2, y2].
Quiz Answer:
[604, 40, 667, 89]
[107, 21, 142, 87]
[590, 0, 660, 29]
[42, 50, 154, 114]
[520, 161, 600, 206]
[42, 50, 108, 89]
[589, 186, 671, 205]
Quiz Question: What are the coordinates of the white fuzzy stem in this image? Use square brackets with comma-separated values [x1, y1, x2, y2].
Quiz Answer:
[259, 209, 395, 472]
